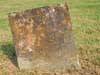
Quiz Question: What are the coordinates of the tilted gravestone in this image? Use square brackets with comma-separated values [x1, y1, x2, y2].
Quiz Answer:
[8, 3, 79, 71]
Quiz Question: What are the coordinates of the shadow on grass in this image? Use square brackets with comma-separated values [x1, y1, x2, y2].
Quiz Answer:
[0, 42, 18, 67]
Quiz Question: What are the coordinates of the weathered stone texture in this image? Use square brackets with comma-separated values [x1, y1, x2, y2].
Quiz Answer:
[8, 3, 78, 71]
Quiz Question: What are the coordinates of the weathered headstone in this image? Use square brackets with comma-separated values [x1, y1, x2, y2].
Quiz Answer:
[8, 3, 79, 71]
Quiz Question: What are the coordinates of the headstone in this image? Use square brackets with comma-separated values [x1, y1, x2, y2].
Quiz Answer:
[8, 3, 79, 71]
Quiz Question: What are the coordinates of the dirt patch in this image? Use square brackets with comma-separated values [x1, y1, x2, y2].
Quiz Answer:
[0, 45, 100, 75]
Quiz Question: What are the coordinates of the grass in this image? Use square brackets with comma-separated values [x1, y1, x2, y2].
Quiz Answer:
[0, 0, 100, 75]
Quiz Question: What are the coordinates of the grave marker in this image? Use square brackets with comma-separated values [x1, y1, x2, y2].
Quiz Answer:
[8, 3, 79, 71]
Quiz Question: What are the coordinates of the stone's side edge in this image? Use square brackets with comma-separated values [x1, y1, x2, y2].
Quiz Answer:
[8, 13, 34, 69]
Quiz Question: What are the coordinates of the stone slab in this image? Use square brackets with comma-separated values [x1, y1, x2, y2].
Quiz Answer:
[8, 3, 79, 71]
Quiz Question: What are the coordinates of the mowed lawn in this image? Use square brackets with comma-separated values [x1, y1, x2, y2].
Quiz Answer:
[0, 0, 100, 75]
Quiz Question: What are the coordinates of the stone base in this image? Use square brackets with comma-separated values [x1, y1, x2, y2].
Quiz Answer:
[17, 55, 80, 72]
[17, 57, 33, 69]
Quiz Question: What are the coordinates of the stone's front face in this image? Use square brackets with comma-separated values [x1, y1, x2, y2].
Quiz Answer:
[8, 3, 78, 71]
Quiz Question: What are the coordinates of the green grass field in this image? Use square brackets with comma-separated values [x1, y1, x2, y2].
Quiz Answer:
[0, 0, 100, 75]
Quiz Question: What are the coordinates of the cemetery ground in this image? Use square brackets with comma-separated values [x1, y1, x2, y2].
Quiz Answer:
[0, 0, 100, 75]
